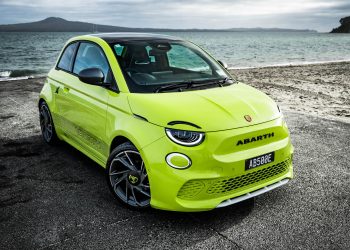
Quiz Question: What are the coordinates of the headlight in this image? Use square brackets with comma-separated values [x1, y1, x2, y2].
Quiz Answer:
[165, 128, 205, 146]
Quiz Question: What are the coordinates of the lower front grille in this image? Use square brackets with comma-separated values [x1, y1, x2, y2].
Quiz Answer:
[177, 180, 205, 199]
[207, 160, 289, 195]
[177, 158, 290, 200]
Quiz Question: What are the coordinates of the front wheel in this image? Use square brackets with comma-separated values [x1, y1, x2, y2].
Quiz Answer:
[106, 142, 151, 209]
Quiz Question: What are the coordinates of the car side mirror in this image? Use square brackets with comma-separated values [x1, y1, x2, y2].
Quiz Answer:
[78, 68, 105, 85]
[218, 60, 228, 69]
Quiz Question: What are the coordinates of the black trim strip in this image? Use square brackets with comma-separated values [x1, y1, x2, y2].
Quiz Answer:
[167, 121, 201, 129]
[133, 114, 148, 122]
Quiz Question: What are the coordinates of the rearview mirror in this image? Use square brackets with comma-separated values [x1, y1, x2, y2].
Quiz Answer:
[218, 60, 228, 69]
[78, 68, 104, 85]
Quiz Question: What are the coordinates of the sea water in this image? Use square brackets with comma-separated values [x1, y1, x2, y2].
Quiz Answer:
[0, 31, 350, 80]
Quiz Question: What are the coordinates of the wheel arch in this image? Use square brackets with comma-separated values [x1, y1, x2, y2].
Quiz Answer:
[38, 97, 54, 114]
[38, 97, 46, 107]
[109, 135, 140, 153]
[38, 77, 56, 111]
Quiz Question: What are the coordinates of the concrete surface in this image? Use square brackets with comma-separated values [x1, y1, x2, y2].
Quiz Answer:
[0, 78, 349, 249]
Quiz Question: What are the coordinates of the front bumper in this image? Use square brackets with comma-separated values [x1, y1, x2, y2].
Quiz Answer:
[141, 117, 294, 212]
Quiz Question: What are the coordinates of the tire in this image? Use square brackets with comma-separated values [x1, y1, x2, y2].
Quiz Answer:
[106, 142, 151, 210]
[39, 101, 59, 145]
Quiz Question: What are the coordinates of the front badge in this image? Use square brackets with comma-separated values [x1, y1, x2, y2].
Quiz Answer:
[128, 174, 139, 185]
[244, 115, 252, 122]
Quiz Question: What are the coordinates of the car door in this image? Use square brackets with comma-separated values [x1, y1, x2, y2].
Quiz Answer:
[55, 41, 111, 164]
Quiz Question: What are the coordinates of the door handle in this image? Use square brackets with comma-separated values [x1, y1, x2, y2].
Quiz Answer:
[63, 87, 70, 93]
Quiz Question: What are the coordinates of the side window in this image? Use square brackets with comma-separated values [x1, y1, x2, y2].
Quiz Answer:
[73, 42, 110, 81]
[57, 43, 78, 72]
[167, 44, 210, 72]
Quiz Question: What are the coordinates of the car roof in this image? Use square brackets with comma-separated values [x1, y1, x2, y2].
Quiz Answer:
[87, 32, 183, 43]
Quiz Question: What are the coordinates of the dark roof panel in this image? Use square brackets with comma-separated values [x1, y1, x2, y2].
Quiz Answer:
[88, 32, 182, 43]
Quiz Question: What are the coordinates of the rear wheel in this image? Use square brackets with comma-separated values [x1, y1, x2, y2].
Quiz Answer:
[106, 142, 151, 209]
[39, 101, 58, 144]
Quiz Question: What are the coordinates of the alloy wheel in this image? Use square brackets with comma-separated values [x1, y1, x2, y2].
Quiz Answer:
[108, 150, 150, 207]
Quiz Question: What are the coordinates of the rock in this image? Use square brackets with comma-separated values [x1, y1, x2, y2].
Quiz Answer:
[330, 16, 350, 33]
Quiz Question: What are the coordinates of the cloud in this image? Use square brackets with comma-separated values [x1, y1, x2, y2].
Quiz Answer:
[0, 0, 348, 31]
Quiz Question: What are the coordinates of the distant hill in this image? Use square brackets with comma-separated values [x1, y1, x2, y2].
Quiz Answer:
[0, 17, 317, 32]
[331, 16, 350, 33]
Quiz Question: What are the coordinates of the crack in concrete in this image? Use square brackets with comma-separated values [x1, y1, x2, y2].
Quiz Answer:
[190, 214, 243, 250]
[7, 96, 38, 116]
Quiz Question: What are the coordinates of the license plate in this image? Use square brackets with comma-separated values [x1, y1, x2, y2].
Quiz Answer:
[245, 152, 275, 170]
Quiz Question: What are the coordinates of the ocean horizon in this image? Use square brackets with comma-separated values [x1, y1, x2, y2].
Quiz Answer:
[1, 31, 350, 81]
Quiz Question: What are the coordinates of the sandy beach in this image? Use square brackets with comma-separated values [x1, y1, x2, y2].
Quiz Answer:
[231, 61, 350, 123]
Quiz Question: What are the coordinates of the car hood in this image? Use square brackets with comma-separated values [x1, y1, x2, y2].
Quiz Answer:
[127, 83, 281, 132]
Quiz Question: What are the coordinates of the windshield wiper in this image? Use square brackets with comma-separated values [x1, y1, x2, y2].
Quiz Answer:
[154, 81, 195, 93]
[186, 77, 234, 90]
[201, 77, 233, 87]
[154, 78, 234, 93]
[218, 77, 235, 85]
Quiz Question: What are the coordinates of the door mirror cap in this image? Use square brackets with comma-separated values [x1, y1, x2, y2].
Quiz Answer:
[78, 68, 104, 85]
[218, 60, 228, 69]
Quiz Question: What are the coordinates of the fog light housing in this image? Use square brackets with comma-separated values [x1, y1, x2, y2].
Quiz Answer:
[166, 153, 191, 169]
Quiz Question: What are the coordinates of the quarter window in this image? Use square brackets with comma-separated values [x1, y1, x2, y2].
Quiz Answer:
[73, 42, 110, 81]
[57, 43, 78, 72]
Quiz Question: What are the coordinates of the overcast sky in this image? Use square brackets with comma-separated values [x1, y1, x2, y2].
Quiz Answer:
[0, 0, 348, 32]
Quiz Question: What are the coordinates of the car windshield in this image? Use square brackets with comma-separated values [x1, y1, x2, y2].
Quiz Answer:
[110, 40, 233, 93]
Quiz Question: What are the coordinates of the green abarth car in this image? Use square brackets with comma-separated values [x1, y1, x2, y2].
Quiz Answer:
[39, 33, 293, 211]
